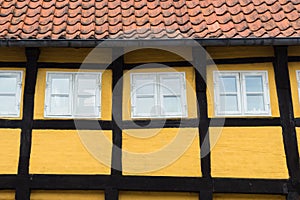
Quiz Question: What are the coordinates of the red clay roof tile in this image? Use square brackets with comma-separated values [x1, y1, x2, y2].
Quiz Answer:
[0, 0, 298, 40]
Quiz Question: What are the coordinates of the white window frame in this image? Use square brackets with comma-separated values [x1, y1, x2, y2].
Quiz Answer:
[44, 72, 102, 118]
[130, 72, 188, 119]
[296, 70, 300, 103]
[213, 70, 271, 116]
[0, 70, 23, 118]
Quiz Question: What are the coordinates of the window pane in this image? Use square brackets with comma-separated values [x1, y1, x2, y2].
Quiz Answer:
[50, 95, 70, 115]
[136, 96, 155, 115]
[136, 83, 155, 95]
[219, 76, 237, 93]
[220, 94, 238, 112]
[161, 77, 181, 95]
[75, 96, 96, 115]
[162, 96, 182, 113]
[0, 77, 17, 94]
[0, 95, 16, 114]
[51, 78, 70, 94]
[245, 75, 263, 92]
[246, 94, 264, 112]
[77, 77, 97, 95]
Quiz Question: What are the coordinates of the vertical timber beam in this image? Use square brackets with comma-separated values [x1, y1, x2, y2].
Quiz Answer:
[107, 48, 124, 200]
[193, 47, 213, 200]
[273, 46, 300, 199]
[16, 48, 40, 200]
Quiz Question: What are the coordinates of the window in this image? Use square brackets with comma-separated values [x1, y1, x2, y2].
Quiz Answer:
[130, 72, 187, 118]
[0, 71, 23, 117]
[296, 70, 300, 103]
[45, 72, 101, 118]
[213, 71, 270, 116]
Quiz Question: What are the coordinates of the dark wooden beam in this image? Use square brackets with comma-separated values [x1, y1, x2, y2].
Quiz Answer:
[273, 46, 300, 199]
[32, 120, 112, 130]
[16, 47, 40, 200]
[37, 62, 110, 69]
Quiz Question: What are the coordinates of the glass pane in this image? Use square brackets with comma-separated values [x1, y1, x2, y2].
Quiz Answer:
[136, 83, 155, 95]
[245, 75, 263, 92]
[246, 94, 264, 112]
[77, 77, 97, 95]
[50, 95, 70, 115]
[136, 96, 155, 116]
[162, 96, 182, 113]
[75, 96, 96, 115]
[51, 78, 70, 94]
[0, 95, 16, 114]
[161, 77, 181, 95]
[219, 76, 237, 93]
[0, 76, 17, 94]
[220, 94, 238, 112]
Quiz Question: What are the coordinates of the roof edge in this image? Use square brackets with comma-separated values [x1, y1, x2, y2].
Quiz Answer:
[1, 38, 300, 48]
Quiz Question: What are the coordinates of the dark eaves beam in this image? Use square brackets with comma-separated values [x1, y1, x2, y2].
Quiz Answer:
[1, 38, 300, 48]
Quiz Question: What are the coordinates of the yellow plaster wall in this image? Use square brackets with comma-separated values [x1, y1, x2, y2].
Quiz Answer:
[124, 47, 193, 63]
[288, 46, 300, 56]
[34, 68, 112, 120]
[213, 194, 285, 200]
[122, 128, 201, 177]
[0, 129, 20, 174]
[206, 46, 274, 59]
[210, 127, 288, 178]
[122, 67, 197, 120]
[0, 68, 26, 120]
[38, 48, 112, 63]
[0, 47, 26, 62]
[120, 192, 198, 200]
[295, 128, 300, 157]
[207, 63, 280, 117]
[288, 62, 300, 117]
[29, 130, 112, 174]
[0, 190, 15, 200]
[31, 190, 104, 200]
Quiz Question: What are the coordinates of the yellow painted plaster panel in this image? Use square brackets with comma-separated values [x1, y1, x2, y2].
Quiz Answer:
[0, 47, 26, 62]
[207, 63, 280, 117]
[0, 190, 15, 200]
[0, 129, 20, 174]
[122, 128, 201, 177]
[0, 68, 26, 120]
[206, 46, 274, 59]
[122, 67, 197, 120]
[210, 127, 288, 179]
[31, 190, 104, 200]
[30, 130, 112, 174]
[120, 192, 198, 200]
[34, 68, 112, 120]
[288, 46, 300, 56]
[38, 48, 112, 63]
[214, 194, 285, 200]
[295, 128, 300, 158]
[288, 62, 300, 117]
[124, 47, 193, 63]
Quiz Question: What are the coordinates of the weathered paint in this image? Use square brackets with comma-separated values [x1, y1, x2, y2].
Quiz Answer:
[206, 63, 280, 117]
[288, 62, 300, 117]
[122, 128, 201, 177]
[29, 130, 112, 174]
[38, 48, 112, 63]
[0, 129, 20, 174]
[124, 47, 193, 63]
[213, 194, 285, 200]
[31, 190, 104, 200]
[206, 46, 274, 59]
[288, 46, 300, 56]
[0, 190, 15, 200]
[34, 68, 112, 120]
[0, 47, 26, 62]
[0, 68, 26, 120]
[210, 127, 288, 178]
[122, 67, 197, 120]
[120, 191, 198, 200]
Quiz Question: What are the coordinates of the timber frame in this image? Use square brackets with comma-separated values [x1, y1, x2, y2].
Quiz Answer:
[0, 44, 299, 200]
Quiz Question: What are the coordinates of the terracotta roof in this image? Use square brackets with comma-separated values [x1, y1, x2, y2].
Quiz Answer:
[0, 0, 299, 40]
